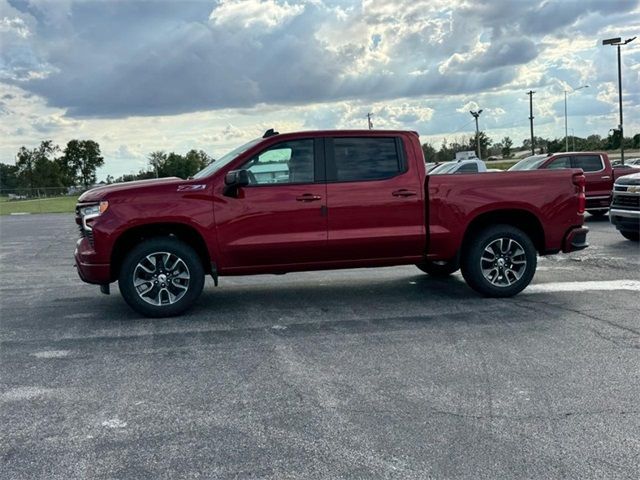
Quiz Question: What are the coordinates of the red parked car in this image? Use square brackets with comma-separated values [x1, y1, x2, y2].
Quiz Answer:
[509, 152, 640, 216]
[75, 130, 588, 317]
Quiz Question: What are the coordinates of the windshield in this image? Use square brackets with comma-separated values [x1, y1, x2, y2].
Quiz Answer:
[429, 162, 457, 175]
[192, 137, 262, 179]
[508, 155, 548, 171]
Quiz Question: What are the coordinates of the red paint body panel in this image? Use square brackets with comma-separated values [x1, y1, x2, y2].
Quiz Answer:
[427, 170, 584, 260]
[74, 130, 587, 285]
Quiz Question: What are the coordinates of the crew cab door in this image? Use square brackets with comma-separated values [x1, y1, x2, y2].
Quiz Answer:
[215, 138, 327, 268]
[324, 136, 425, 261]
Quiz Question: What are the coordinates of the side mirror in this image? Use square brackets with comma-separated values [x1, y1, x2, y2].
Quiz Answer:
[223, 169, 250, 197]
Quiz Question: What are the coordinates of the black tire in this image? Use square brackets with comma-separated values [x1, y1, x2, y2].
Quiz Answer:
[416, 259, 459, 277]
[587, 209, 608, 217]
[620, 230, 640, 242]
[461, 224, 537, 297]
[118, 237, 205, 317]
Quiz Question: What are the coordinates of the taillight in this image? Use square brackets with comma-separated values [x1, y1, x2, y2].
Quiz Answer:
[572, 173, 586, 214]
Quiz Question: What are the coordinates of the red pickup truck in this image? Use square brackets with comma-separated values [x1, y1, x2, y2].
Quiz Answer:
[75, 130, 588, 317]
[509, 152, 640, 215]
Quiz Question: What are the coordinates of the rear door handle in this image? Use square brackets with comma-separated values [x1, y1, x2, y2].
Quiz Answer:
[296, 194, 322, 202]
[392, 189, 417, 197]
[601, 176, 611, 180]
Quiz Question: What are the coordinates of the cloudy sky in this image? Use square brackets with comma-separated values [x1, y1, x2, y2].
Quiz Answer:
[1, 0, 639, 179]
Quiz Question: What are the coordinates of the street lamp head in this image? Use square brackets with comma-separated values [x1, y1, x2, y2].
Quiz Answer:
[603, 37, 622, 45]
[478, 109, 483, 115]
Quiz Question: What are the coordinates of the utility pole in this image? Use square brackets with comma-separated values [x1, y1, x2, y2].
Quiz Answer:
[527, 90, 535, 155]
[469, 110, 483, 160]
[603, 36, 636, 165]
[367, 113, 374, 130]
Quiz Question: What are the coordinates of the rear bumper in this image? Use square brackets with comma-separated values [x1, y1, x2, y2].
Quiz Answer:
[562, 226, 589, 253]
[74, 238, 111, 284]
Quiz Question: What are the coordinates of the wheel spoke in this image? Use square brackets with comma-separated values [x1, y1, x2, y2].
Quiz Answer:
[133, 251, 190, 307]
[480, 237, 528, 288]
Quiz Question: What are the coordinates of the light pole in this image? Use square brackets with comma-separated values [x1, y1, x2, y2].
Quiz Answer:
[564, 85, 588, 152]
[366, 112, 374, 130]
[470, 109, 483, 159]
[603, 36, 636, 165]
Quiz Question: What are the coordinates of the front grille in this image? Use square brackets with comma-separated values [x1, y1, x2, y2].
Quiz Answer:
[76, 208, 95, 247]
[612, 194, 640, 210]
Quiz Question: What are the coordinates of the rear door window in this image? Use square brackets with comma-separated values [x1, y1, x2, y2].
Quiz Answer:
[572, 155, 603, 172]
[328, 137, 404, 182]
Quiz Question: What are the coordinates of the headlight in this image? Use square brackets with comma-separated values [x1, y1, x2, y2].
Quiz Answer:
[81, 201, 109, 217]
[81, 201, 109, 230]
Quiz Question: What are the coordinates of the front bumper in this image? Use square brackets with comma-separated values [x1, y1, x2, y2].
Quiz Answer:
[74, 237, 111, 284]
[562, 226, 589, 253]
[610, 208, 640, 232]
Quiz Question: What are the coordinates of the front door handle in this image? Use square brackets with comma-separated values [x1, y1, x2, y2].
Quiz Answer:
[601, 176, 611, 180]
[296, 194, 322, 202]
[392, 189, 417, 197]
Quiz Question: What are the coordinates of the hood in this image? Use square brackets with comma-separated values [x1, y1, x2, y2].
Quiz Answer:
[78, 177, 184, 202]
[616, 173, 640, 186]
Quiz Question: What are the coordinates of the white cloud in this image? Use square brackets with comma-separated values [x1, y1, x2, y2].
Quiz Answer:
[209, 0, 304, 30]
[0, 16, 30, 38]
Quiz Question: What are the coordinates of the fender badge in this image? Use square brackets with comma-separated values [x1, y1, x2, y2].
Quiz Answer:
[177, 185, 206, 192]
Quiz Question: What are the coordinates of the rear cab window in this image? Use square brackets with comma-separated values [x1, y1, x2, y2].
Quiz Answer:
[572, 155, 604, 172]
[327, 137, 405, 182]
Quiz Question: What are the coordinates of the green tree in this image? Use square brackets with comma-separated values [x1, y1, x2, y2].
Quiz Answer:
[501, 136, 513, 158]
[421, 142, 437, 162]
[148, 151, 167, 178]
[15, 141, 62, 194]
[469, 131, 492, 159]
[0, 163, 19, 193]
[61, 140, 105, 188]
[148, 149, 213, 179]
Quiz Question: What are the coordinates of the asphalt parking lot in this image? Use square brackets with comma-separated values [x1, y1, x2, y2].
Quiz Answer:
[1, 213, 639, 479]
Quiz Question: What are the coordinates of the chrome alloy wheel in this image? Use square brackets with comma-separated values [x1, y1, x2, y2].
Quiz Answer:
[480, 237, 527, 287]
[132, 252, 190, 306]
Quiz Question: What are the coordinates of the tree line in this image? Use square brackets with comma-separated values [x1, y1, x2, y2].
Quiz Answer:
[0, 140, 104, 196]
[0, 140, 214, 197]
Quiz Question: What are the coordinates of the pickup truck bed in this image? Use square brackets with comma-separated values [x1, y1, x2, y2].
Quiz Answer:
[75, 130, 588, 317]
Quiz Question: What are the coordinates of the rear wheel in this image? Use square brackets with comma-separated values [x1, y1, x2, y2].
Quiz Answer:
[620, 230, 639, 242]
[415, 259, 459, 277]
[118, 237, 205, 317]
[461, 225, 537, 297]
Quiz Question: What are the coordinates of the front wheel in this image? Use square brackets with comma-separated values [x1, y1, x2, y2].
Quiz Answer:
[461, 225, 537, 297]
[620, 230, 639, 242]
[118, 237, 205, 317]
[415, 259, 459, 277]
